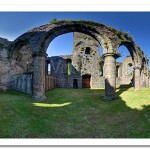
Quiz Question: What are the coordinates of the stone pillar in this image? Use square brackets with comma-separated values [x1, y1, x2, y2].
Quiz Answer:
[134, 67, 141, 91]
[103, 53, 118, 100]
[32, 52, 47, 100]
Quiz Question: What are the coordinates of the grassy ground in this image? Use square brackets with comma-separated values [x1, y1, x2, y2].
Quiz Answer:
[0, 87, 150, 138]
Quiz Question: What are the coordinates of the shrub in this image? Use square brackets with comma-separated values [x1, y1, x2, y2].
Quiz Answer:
[49, 18, 58, 24]
[123, 32, 129, 37]
[116, 30, 122, 35]
[128, 36, 134, 41]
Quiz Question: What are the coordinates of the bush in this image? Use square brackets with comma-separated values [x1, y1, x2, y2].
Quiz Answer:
[49, 18, 58, 24]
[123, 32, 129, 37]
[116, 30, 122, 35]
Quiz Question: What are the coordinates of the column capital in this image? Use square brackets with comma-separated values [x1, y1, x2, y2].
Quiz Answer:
[32, 52, 48, 58]
[102, 53, 120, 59]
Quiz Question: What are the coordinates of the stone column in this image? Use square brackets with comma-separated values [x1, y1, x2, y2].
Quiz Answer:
[134, 67, 141, 91]
[103, 53, 118, 100]
[32, 52, 47, 100]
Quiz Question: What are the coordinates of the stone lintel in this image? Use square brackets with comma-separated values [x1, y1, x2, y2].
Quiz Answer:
[102, 53, 120, 59]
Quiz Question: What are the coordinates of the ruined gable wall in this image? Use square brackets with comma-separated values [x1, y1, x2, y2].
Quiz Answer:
[121, 56, 133, 84]
[72, 32, 104, 88]
[47, 56, 82, 88]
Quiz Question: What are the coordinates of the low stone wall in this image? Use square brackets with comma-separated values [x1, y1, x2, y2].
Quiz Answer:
[11, 72, 33, 94]
[45, 75, 56, 91]
[11, 73, 57, 94]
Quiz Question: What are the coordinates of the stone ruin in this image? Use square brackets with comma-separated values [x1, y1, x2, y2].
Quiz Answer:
[0, 20, 149, 100]
[47, 32, 143, 89]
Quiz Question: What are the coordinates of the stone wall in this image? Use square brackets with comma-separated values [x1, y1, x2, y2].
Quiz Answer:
[11, 73, 56, 94]
[46, 56, 82, 88]
[140, 69, 149, 88]
[0, 38, 33, 90]
[11, 73, 33, 94]
[72, 32, 103, 88]
[12, 44, 34, 72]
[120, 56, 133, 84]
[0, 37, 11, 59]
[0, 59, 24, 89]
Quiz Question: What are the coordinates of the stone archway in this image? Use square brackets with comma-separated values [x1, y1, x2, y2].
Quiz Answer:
[117, 42, 141, 91]
[10, 20, 148, 100]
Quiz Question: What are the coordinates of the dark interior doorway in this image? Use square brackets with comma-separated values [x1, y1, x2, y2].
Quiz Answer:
[82, 75, 91, 88]
[73, 79, 78, 89]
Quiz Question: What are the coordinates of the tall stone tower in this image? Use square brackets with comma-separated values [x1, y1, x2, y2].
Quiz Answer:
[72, 32, 104, 88]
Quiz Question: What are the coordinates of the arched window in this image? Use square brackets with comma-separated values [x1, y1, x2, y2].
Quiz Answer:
[129, 63, 133, 75]
[117, 45, 130, 62]
[98, 44, 104, 77]
[67, 59, 72, 75]
[48, 63, 51, 75]
[85, 47, 91, 54]
[99, 62, 103, 76]
[26, 61, 29, 72]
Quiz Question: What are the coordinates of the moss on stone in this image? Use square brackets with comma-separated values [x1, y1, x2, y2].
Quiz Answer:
[81, 47, 84, 51]
[48, 19, 108, 29]
[0, 43, 4, 49]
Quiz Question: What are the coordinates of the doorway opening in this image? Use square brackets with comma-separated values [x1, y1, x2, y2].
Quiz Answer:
[82, 75, 91, 88]
[73, 79, 78, 89]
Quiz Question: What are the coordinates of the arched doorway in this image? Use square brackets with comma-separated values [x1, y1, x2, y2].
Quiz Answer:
[117, 42, 142, 89]
[117, 45, 134, 86]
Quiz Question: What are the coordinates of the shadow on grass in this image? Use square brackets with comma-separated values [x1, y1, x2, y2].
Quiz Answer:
[116, 84, 133, 96]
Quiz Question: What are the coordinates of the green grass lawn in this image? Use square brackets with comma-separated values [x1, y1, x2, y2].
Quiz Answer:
[0, 87, 150, 138]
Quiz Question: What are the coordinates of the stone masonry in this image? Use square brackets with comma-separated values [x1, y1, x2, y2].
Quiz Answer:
[0, 20, 149, 100]
[46, 32, 137, 90]
[72, 32, 104, 88]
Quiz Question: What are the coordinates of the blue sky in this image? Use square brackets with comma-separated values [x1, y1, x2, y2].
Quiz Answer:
[0, 12, 150, 65]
